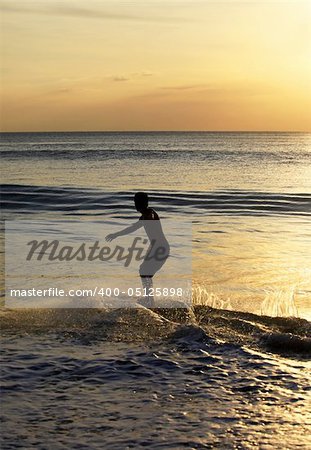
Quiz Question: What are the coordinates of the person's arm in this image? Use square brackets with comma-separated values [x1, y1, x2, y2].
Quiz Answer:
[105, 220, 143, 242]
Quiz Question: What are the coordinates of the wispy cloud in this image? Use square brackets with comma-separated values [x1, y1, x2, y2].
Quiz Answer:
[159, 81, 276, 96]
[112, 76, 129, 82]
[161, 84, 207, 91]
[0, 2, 188, 23]
[33, 72, 155, 96]
[127, 81, 277, 104]
[131, 71, 154, 78]
[109, 72, 154, 82]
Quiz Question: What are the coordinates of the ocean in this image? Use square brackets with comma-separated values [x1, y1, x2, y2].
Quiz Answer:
[1, 132, 310, 449]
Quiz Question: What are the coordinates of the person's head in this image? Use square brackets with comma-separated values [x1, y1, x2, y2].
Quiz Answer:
[134, 192, 149, 212]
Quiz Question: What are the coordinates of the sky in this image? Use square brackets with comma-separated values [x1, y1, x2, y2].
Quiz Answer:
[1, 0, 310, 131]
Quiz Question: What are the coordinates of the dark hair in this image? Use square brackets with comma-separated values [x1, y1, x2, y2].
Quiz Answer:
[134, 192, 149, 210]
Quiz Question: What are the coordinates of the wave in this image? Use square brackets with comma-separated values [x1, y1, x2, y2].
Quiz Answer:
[1, 184, 311, 217]
[1, 148, 308, 163]
[1, 131, 309, 163]
[1, 306, 310, 357]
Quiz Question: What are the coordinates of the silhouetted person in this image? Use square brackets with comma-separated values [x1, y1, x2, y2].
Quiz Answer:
[106, 192, 170, 307]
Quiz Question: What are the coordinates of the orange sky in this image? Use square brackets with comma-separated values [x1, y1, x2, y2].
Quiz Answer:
[1, 0, 310, 131]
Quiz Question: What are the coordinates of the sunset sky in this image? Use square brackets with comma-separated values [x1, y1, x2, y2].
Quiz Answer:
[1, 0, 310, 131]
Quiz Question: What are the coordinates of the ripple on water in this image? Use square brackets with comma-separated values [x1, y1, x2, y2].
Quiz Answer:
[1, 327, 310, 449]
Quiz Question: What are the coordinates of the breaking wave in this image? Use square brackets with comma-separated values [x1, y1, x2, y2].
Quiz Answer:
[1, 306, 310, 357]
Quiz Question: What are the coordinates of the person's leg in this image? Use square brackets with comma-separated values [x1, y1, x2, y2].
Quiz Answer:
[138, 275, 154, 308]
[137, 244, 170, 308]
[138, 250, 155, 307]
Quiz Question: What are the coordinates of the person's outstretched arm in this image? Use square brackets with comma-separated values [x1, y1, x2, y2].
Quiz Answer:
[105, 220, 143, 242]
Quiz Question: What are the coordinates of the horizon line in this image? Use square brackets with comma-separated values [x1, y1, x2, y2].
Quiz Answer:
[1, 130, 310, 134]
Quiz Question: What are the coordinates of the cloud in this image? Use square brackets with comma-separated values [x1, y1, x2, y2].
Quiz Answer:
[46, 87, 73, 95]
[109, 72, 154, 82]
[161, 84, 207, 91]
[131, 71, 154, 78]
[0, 2, 188, 23]
[112, 76, 129, 82]
[159, 81, 276, 97]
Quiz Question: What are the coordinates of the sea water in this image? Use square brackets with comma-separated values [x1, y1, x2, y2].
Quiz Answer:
[1, 132, 310, 449]
[1, 132, 310, 318]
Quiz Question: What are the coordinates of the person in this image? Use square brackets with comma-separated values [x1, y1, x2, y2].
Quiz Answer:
[106, 192, 170, 307]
